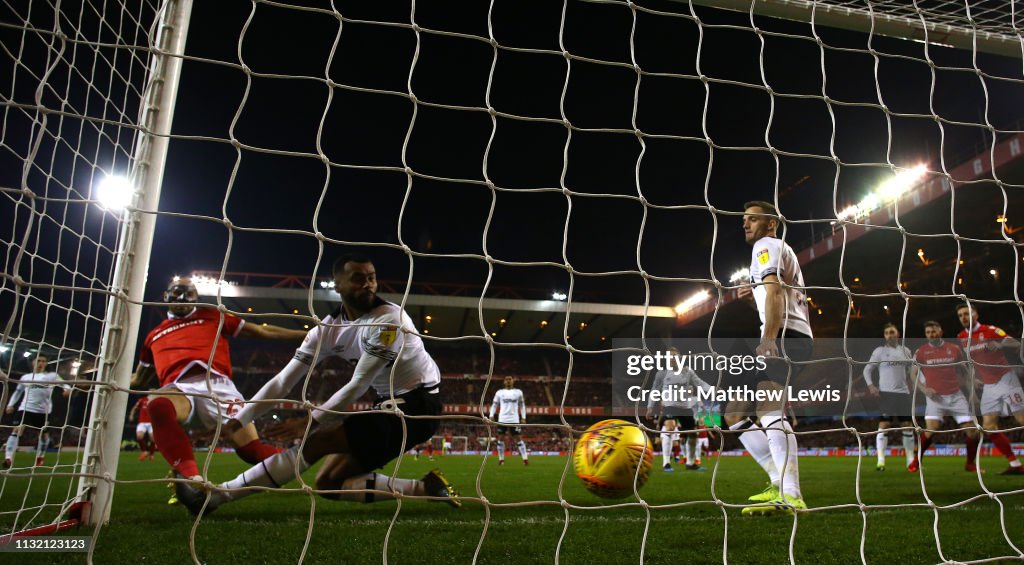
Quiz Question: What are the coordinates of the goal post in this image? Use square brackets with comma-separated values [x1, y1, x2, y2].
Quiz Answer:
[75, 0, 194, 527]
[685, 0, 1023, 57]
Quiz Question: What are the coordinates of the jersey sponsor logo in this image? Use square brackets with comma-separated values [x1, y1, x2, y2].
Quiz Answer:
[995, 328, 1007, 337]
[757, 248, 770, 265]
[378, 327, 398, 347]
[150, 318, 206, 343]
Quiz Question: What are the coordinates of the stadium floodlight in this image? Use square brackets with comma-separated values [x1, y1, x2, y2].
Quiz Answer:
[22, 351, 31, 358]
[191, 273, 236, 294]
[95, 174, 135, 211]
[836, 164, 927, 221]
[675, 289, 711, 315]
[551, 292, 567, 301]
[319, 280, 335, 289]
[0, 345, 8, 354]
[729, 268, 750, 284]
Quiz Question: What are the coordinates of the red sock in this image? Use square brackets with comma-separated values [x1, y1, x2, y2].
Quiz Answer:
[965, 434, 979, 465]
[919, 433, 934, 457]
[989, 432, 1019, 463]
[149, 397, 199, 478]
[235, 439, 283, 464]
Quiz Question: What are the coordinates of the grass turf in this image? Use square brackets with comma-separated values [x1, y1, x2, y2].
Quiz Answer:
[2, 451, 1023, 563]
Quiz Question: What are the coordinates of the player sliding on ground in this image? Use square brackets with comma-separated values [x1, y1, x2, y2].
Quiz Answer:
[175, 255, 459, 514]
[131, 277, 307, 483]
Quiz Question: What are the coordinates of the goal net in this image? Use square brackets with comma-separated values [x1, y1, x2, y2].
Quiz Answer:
[2, 0, 1023, 562]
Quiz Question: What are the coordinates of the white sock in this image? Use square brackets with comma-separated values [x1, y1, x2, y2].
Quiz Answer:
[496, 441, 505, 461]
[731, 419, 780, 486]
[695, 439, 703, 462]
[661, 433, 672, 465]
[762, 414, 801, 499]
[517, 440, 528, 461]
[5, 434, 18, 460]
[333, 472, 422, 503]
[901, 432, 915, 465]
[876, 429, 888, 465]
[685, 438, 695, 464]
[219, 446, 312, 503]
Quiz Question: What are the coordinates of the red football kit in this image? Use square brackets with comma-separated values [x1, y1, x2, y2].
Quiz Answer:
[137, 396, 151, 424]
[958, 323, 1012, 385]
[139, 308, 244, 387]
[914, 340, 963, 395]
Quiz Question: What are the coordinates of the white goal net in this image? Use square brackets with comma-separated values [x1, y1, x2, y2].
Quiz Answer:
[1, 0, 1023, 563]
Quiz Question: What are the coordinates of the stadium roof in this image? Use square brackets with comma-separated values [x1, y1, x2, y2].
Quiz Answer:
[194, 284, 677, 351]
[676, 131, 1024, 336]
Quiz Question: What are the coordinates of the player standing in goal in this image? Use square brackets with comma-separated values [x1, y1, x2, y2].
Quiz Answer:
[863, 323, 918, 472]
[729, 201, 813, 515]
[4, 354, 71, 468]
[174, 255, 459, 513]
[645, 347, 712, 471]
[131, 277, 308, 482]
[490, 376, 529, 466]
[910, 321, 980, 472]
[956, 304, 1024, 475]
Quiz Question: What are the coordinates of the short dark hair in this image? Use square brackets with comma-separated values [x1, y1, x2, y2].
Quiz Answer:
[34, 353, 48, 361]
[923, 320, 942, 330]
[332, 254, 373, 277]
[744, 200, 780, 221]
[882, 323, 899, 334]
[956, 303, 975, 313]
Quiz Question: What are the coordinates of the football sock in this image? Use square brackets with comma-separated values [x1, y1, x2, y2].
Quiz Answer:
[236, 439, 283, 464]
[901, 432, 915, 466]
[219, 446, 311, 503]
[876, 429, 888, 465]
[918, 433, 934, 457]
[332, 473, 422, 503]
[685, 437, 695, 465]
[35, 434, 47, 458]
[731, 418, 780, 486]
[762, 414, 801, 499]
[5, 434, 18, 460]
[989, 432, 1021, 466]
[149, 397, 200, 479]
[660, 433, 672, 465]
[694, 438, 703, 463]
[517, 440, 528, 461]
[965, 434, 980, 466]
[496, 441, 505, 461]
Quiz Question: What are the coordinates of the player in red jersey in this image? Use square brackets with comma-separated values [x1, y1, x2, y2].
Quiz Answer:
[129, 396, 156, 461]
[957, 304, 1024, 475]
[130, 277, 307, 481]
[909, 321, 979, 472]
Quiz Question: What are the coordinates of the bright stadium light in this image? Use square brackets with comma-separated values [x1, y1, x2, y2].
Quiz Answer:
[95, 174, 135, 211]
[729, 268, 750, 284]
[22, 351, 31, 358]
[675, 289, 710, 315]
[551, 292, 567, 301]
[0, 345, 8, 354]
[319, 280, 335, 289]
[191, 273, 236, 294]
[836, 164, 927, 221]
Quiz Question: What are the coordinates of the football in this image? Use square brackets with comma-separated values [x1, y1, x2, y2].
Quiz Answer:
[573, 419, 654, 499]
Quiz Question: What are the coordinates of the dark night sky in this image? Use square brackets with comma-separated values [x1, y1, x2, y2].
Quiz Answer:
[145, 0, 1023, 309]
[2, 0, 1022, 353]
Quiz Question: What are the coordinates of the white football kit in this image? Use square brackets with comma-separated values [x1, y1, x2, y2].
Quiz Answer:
[234, 299, 441, 426]
[490, 388, 526, 424]
[7, 372, 69, 415]
[864, 345, 913, 393]
[749, 236, 813, 338]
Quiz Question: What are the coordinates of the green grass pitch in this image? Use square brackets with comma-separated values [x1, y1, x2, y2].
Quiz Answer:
[2, 451, 1023, 563]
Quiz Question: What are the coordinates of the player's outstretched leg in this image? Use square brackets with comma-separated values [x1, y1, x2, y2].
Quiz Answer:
[149, 395, 202, 480]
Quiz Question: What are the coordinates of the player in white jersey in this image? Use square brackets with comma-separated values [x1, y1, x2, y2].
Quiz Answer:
[645, 349, 712, 471]
[490, 376, 529, 466]
[863, 323, 918, 471]
[174, 255, 459, 514]
[730, 200, 812, 516]
[4, 355, 71, 468]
